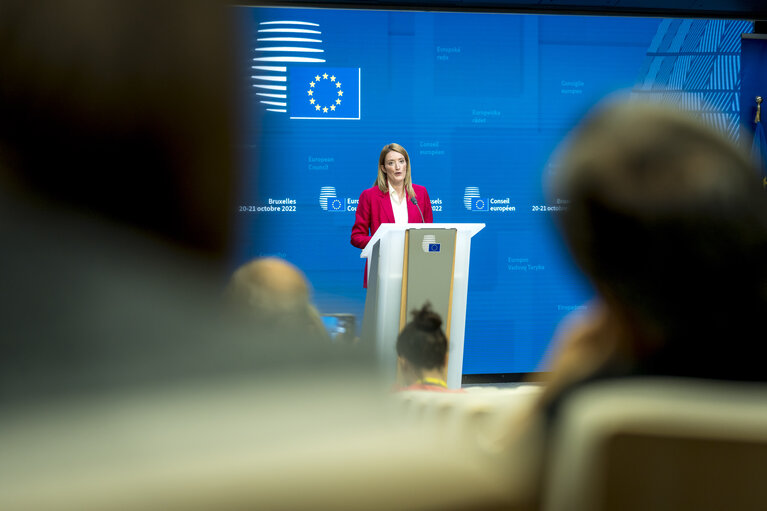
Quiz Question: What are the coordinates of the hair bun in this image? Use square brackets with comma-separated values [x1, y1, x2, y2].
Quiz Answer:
[412, 302, 442, 332]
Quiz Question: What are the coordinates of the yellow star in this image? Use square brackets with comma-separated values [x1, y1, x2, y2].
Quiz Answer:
[315, 104, 321, 111]
[309, 98, 315, 104]
[330, 75, 336, 81]
[336, 99, 341, 105]
[307, 90, 313, 96]
[309, 82, 315, 88]
[323, 73, 328, 79]
[315, 75, 321, 81]
[323, 107, 328, 113]
[336, 82, 341, 88]
[337, 90, 343, 97]
[330, 105, 336, 111]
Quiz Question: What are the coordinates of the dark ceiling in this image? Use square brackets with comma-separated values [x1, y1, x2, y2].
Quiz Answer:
[242, 0, 767, 20]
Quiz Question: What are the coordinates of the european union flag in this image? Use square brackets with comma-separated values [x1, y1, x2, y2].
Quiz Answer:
[471, 198, 489, 211]
[328, 198, 345, 212]
[752, 120, 767, 191]
[290, 67, 360, 120]
[428, 243, 441, 252]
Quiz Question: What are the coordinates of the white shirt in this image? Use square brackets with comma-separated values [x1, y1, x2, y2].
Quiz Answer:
[388, 184, 408, 224]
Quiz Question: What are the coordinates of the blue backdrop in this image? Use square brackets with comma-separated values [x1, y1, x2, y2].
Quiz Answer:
[231, 7, 751, 375]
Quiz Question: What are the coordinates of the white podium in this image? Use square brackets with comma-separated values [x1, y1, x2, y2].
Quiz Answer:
[360, 223, 484, 389]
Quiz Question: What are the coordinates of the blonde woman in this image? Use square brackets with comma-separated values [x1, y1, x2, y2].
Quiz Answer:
[350, 143, 433, 287]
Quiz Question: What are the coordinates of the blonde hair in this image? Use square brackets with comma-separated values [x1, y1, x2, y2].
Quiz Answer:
[375, 143, 415, 199]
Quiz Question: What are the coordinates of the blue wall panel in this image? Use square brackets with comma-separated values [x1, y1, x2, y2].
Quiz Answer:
[232, 7, 751, 375]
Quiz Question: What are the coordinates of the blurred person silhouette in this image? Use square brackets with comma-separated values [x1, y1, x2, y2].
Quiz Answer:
[225, 257, 331, 343]
[501, 97, 767, 510]
[395, 303, 461, 392]
[0, 0, 250, 405]
[538, 98, 767, 415]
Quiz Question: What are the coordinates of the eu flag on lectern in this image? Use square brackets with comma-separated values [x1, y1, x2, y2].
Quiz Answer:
[752, 121, 767, 190]
[290, 67, 361, 120]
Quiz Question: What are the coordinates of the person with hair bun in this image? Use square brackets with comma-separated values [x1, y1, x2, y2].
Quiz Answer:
[395, 303, 461, 392]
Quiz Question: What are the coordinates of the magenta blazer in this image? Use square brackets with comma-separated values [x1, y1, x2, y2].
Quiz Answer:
[350, 184, 434, 287]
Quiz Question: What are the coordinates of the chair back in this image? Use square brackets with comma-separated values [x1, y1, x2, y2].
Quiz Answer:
[544, 378, 767, 511]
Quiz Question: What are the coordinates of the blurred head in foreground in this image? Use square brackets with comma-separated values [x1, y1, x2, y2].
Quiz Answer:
[547, 98, 767, 380]
[225, 257, 331, 343]
[0, 0, 258, 405]
[0, 0, 237, 264]
[396, 303, 449, 389]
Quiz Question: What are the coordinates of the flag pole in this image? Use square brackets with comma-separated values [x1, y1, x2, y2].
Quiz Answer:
[756, 96, 762, 124]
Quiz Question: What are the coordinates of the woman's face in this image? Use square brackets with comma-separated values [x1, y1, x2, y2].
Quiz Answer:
[382, 150, 408, 189]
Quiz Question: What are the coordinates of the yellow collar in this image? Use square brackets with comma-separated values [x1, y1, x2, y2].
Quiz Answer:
[415, 377, 447, 388]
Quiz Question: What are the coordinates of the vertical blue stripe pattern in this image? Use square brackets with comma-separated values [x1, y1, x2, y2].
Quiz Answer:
[707, 55, 738, 90]
[669, 20, 693, 53]
[699, 19, 725, 52]
[653, 56, 676, 89]
[685, 55, 715, 90]
[668, 55, 692, 89]
[681, 20, 706, 52]
[647, 19, 672, 53]
[640, 57, 665, 90]
[632, 18, 753, 141]
[657, 19, 682, 52]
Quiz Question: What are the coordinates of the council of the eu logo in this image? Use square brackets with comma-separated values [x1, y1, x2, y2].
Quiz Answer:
[251, 20, 327, 114]
[319, 186, 346, 211]
[250, 20, 361, 120]
[290, 67, 360, 120]
[464, 186, 489, 211]
[421, 234, 441, 253]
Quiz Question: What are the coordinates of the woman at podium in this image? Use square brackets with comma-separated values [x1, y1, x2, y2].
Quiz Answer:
[350, 143, 434, 287]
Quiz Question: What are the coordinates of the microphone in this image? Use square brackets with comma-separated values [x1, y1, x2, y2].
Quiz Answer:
[410, 196, 426, 223]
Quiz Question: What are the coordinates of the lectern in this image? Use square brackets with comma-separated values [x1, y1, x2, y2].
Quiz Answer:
[360, 223, 484, 389]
